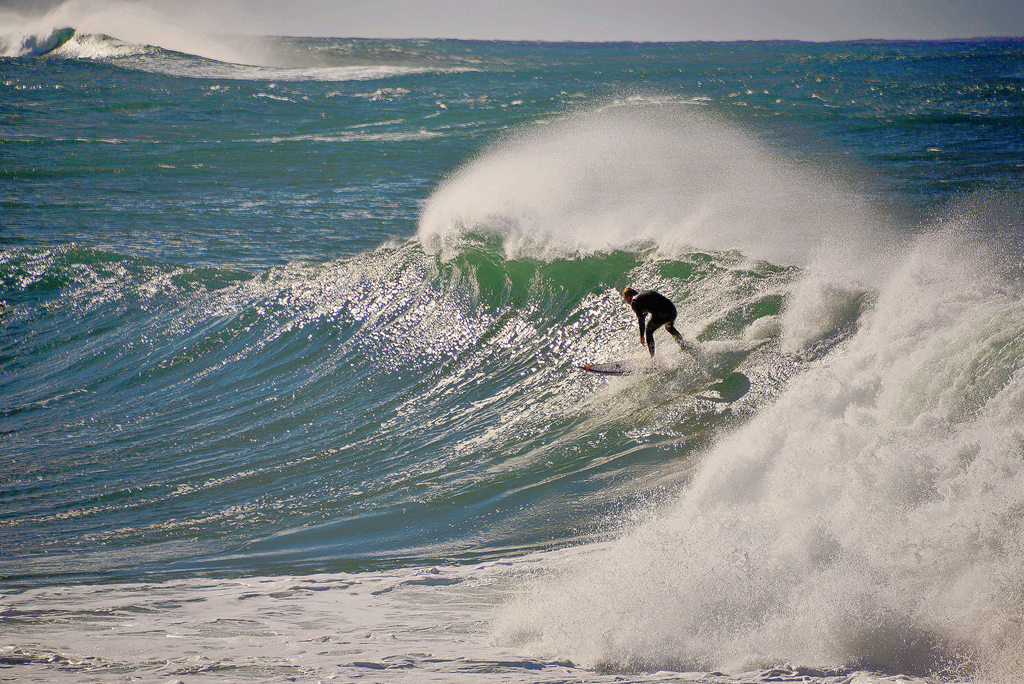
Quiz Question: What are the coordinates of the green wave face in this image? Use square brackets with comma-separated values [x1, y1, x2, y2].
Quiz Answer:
[0, 236, 797, 579]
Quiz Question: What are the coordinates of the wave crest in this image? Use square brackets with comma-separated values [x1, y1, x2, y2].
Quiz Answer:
[0, 26, 74, 57]
[417, 104, 886, 269]
[3, 0, 259, 62]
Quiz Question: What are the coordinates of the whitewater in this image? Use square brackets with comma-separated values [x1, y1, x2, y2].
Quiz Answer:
[2, 5, 1024, 683]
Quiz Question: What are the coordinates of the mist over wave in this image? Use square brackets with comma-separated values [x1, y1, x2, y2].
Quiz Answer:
[418, 104, 893, 268]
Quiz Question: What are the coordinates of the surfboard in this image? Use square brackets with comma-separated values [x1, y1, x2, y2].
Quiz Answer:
[577, 360, 638, 375]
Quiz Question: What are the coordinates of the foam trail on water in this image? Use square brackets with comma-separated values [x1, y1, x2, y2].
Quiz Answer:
[495, 194, 1024, 681]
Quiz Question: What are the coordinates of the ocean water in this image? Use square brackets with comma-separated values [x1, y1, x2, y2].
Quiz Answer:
[2, 16, 1024, 684]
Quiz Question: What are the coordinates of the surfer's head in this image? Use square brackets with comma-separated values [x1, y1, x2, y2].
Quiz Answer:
[622, 287, 638, 303]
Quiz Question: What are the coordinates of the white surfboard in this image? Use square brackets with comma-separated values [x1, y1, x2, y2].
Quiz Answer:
[577, 359, 642, 375]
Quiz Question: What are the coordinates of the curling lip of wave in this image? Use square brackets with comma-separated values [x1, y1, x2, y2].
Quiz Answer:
[417, 105, 889, 274]
[0, 26, 75, 57]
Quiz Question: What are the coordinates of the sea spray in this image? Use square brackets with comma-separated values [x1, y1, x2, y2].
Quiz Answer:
[418, 104, 885, 268]
[494, 199, 1024, 681]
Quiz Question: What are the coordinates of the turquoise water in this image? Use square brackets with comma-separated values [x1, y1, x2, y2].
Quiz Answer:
[2, 25, 1024, 683]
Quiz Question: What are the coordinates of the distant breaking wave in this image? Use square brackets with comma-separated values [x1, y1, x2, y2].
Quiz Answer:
[53, 33, 456, 81]
[6, 29, 471, 82]
[0, 26, 75, 58]
[1, 0, 478, 81]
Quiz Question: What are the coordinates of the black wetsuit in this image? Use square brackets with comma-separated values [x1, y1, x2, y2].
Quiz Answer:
[630, 290, 689, 357]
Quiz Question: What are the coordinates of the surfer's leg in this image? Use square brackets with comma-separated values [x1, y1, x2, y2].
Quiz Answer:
[665, 323, 695, 355]
[646, 317, 668, 357]
[645, 326, 656, 357]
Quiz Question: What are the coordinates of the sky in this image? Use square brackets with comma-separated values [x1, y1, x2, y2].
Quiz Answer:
[4, 0, 1024, 41]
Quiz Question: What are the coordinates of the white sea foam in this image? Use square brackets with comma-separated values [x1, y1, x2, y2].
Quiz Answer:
[159, 61, 443, 82]
[494, 198, 1024, 681]
[251, 129, 444, 144]
[51, 32, 153, 60]
[0, 554, 937, 684]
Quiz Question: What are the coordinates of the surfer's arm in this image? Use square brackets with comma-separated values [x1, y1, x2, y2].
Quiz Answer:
[635, 310, 647, 345]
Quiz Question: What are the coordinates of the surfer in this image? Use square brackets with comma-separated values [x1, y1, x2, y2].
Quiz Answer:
[622, 287, 696, 358]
